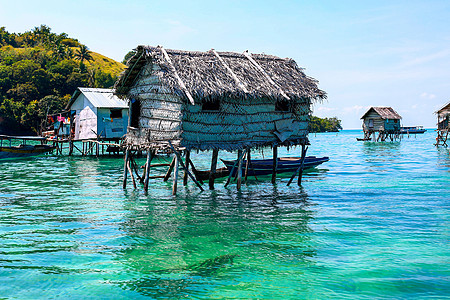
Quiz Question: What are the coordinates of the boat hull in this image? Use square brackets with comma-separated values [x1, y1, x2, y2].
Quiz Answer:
[0, 145, 55, 159]
[221, 156, 329, 176]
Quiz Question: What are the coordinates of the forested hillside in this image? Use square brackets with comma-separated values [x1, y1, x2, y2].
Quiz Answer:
[0, 25, 125, 134]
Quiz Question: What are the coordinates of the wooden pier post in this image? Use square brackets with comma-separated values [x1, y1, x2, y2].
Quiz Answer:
[298, 144, 308, 186]
[172, 154, 179, 195]
[127, 154, 137, 189]
[69, 140, 74, 156]
[144, 150, 153, 193]
[244, 148, 251, 183]
[123, 149, 129, 189]
[237, 149, 243, 190]
[287, 145, 308, 186]
[164, 157, 176, 182]
[183, 150, 190, 186]
[272, 145, 278, 184]
[209, 149, 219, 190]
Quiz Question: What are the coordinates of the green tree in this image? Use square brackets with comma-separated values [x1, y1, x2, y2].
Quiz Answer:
[74, 45, 93, 63]
[122, 50, 136, 64]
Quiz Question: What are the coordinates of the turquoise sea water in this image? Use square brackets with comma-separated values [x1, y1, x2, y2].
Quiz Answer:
[0, 130, 448, 299]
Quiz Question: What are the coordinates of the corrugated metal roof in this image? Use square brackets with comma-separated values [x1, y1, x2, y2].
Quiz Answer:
[67, 88, 128, 110]
[79, 88, 128, 108]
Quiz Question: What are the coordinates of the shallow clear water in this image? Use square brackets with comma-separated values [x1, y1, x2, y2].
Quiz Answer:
[0, 130, 448, 299]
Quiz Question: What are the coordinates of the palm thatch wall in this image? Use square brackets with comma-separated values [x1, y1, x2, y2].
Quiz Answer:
[115, 45, 326, 151]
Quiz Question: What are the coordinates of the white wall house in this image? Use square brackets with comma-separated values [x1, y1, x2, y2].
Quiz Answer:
[67, 88, 129, 140]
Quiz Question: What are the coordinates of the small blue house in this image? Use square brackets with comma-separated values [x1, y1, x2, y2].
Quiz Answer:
[67, 88, 129, 140]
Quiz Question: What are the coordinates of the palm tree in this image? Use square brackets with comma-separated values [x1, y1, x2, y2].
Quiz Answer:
[74, 45, 93, 63]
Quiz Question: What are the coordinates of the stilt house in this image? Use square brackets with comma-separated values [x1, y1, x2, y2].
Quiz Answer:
[67, 88, 129, 141]
[360, 107, 402, 141]
[435, 102, 450, 146]
[114, 45, 326, 192]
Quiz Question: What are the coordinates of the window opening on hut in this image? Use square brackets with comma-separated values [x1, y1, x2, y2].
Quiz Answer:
[275, 100, 290, 112]
[368, 119, 374, 128]
[130, 99, 141, 128]
[110, 109, 122, 119]
[202, 99, 220, 111]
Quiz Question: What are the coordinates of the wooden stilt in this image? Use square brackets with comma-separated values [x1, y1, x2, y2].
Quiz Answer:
[164, 157, 176, 182]
[287, 145, 308, 186]
[297, 145, 308, 186]
[237, 149, 243, 190]
[127, 156, 137, 189]
[168, 142, 204, 191]
[271, 145, 278, 184]
[183, 150, 190, 186]
[172, 154, 179, 195]
[140, 163, 146, 184]
[144, 150, 153, 193]
[96, 140, 99, 157]
[69, 140, 73, 156]
[244, 148, 250, 183]
[209, 149, 219, 190]
[224, 150, 246, 187]
[123, 149, 129, 189]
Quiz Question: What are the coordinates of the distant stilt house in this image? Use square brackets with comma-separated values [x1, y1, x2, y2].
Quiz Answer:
[114, 45, 326, 193]
[67, 88, 129, 140]
[66, 88, 129, 155]
[435, 102, 450, 146]
[360, 107, 402, 141]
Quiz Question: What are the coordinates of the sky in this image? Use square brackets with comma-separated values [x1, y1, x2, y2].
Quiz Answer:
[1, 0, 449, 128]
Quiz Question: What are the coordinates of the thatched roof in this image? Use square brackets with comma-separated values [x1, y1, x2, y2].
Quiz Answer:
[114, 45, 326, 103]
[361, 107, 402, 120]
[435, 102, 450, 116]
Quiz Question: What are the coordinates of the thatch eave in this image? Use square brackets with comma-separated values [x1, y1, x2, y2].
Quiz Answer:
[114, 45, 327, 103]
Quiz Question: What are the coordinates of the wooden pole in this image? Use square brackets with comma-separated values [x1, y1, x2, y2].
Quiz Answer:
[144, 150, 153, 193]
[69, 140, 73, 156]
[127, 157, 137, 189]
[172, 154, 179, 195]
[209, 149, 219, 190]
[123, 149, 129, 189]
[271, 145, 278, 184]
[183, 150, 190, 186]
[297, 144, 308, 186]
[224, 150, 246, 187]
[168, 142, 204, 192]
[237, 149, 243, 190]
[244, 148, 250, 183]
[164, 157, 176, 182]
[287, 145, 308, 186]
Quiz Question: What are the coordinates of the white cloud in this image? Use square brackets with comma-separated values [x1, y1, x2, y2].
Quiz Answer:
[420, 92, 436, 100]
